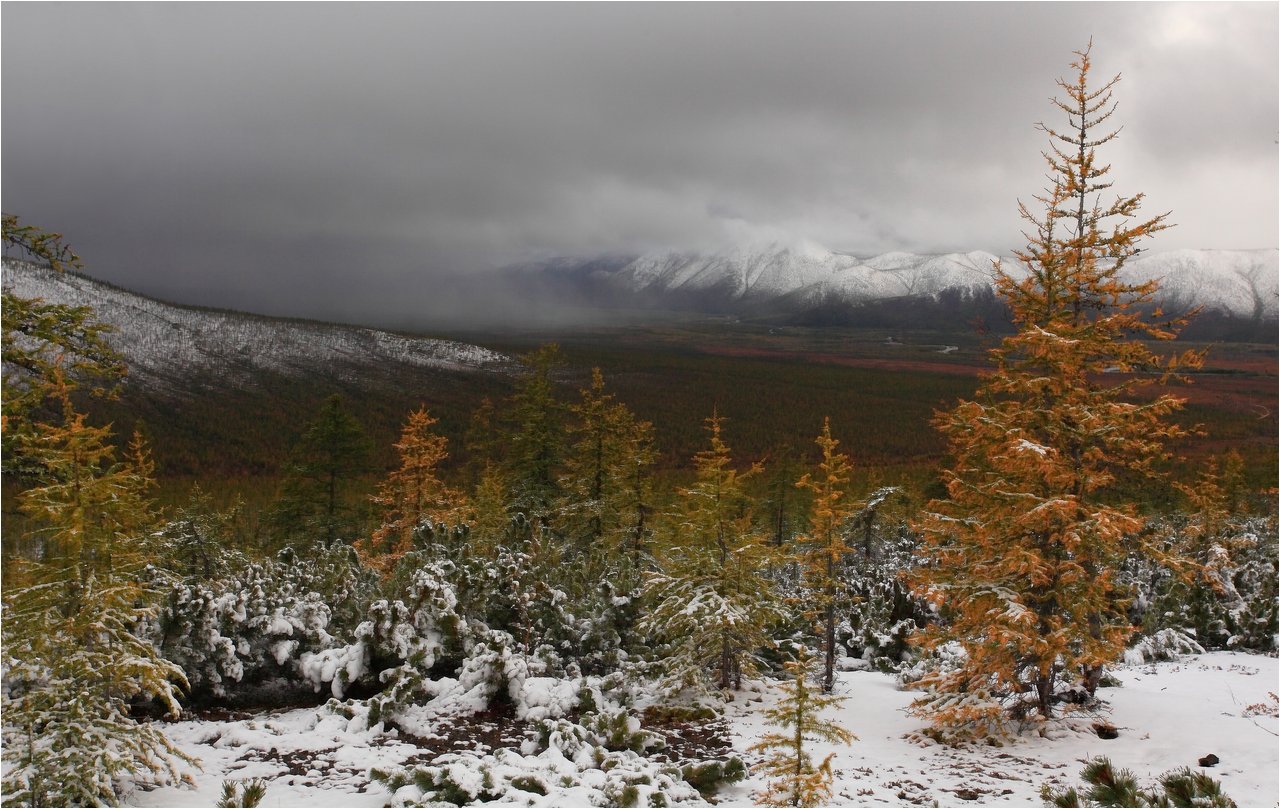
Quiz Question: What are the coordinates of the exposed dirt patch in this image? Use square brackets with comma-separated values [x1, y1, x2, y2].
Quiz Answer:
[393, 704, 533, 761]
[649, 717, 736, 763]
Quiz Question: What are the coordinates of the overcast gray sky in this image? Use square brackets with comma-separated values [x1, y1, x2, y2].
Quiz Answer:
[3, 2, 1276, 327]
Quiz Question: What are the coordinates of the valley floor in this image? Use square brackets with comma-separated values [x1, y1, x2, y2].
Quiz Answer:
[129, 652, 1278, 808]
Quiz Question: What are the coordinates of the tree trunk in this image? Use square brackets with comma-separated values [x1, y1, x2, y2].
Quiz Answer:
[1082, 664, 1104, 697]
[720, 630, 732, 691]
[824, 555, 836, 693]
[1036, 669, 1056, 720]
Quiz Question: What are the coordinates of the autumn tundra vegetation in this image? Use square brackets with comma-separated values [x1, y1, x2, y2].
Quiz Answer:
[2, 45, 1274, 808]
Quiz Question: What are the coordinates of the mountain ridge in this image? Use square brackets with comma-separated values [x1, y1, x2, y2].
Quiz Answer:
[2, 259, 513, 396]
[513, 245, 1279, 322]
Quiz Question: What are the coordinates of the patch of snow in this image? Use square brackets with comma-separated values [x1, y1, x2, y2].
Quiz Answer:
[127, 652, 1277, 808]
[1014, 439, 1049, 456]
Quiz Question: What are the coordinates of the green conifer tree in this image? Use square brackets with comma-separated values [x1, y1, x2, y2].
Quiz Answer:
[269, 394, 374, 546]
[642, 413, 785, 695]
[463, 396, 500, 488]
[159, 484, 249, 578]
[504, 344, 567, 517]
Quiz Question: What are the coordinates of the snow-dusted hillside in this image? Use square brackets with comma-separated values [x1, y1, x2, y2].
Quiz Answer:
[2, 260, 511, 394]
[528, 244, 1279, 319]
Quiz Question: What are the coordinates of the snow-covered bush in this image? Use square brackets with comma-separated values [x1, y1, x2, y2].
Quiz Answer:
[837, 520, 931, 672]
[533, 710, 664, 758]
[1122, 628, 1205, 665]
[156, 543, 375, 703]
[293, 559, 468, 720]
[419, 517, 637, 677]
[1127, 514, 1278, 655]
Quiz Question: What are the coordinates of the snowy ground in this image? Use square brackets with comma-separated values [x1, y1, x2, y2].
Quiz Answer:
[130, 652, 1278, 808]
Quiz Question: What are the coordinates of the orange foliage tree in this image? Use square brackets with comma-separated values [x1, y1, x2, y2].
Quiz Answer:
[795, 418, 859, 694]
[908, 43, 1203, 737]
[358, 406, 463, 574]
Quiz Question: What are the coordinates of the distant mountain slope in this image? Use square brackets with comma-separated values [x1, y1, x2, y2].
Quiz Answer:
[517, 244, 1279, 322]
[3, 260, 511, 395]
[1125, 248, 1279, 321]
[2, 259, 517, 475]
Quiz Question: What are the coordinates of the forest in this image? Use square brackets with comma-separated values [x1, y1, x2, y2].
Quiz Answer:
[1, 45, 1277, 809]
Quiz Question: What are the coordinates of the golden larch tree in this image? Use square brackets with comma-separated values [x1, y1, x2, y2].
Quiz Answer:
[358, 406, 464, 574]
[908, 43, 1203, 737]
[557, 367, 657, 587]
[3, 376, 194, 805]
[796, 418, 859, 693]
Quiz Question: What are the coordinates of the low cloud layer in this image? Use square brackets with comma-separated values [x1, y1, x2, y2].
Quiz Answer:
[3, 3, 1276, 328]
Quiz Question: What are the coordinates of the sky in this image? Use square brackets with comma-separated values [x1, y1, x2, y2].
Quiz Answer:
[3, 2, 1277, 328]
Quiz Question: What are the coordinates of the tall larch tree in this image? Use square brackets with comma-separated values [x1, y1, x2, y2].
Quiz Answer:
[3, 367, 194, 806]
[558, 367, 657, 586]
[908, 43, 1203, 737]
[796, 418, 859, 693]
[2, 214, 125, 482]
[358, 406, 464, 574]
[642, 413, 785, 695]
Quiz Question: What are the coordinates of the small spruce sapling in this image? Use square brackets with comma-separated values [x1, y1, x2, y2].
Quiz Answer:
[750, 646, 855, 807]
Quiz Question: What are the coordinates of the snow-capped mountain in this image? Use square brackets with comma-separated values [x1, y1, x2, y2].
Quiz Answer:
[614, 244, 1000, 303]
[521, 244, 1279, 320]
[1123, 248, 1279, 321]
[2, 259, 511, 395]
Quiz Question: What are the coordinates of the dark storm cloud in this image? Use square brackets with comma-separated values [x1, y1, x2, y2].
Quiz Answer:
[3, 2, 1276, 327]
